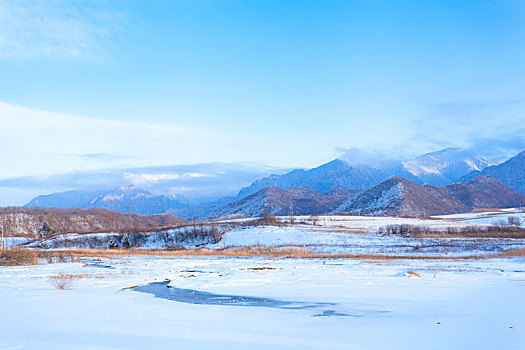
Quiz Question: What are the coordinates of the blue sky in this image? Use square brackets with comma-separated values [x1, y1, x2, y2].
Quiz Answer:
[1, 0, 525, 204]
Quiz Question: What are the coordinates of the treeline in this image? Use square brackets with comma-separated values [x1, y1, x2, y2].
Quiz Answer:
[0, 207, 186, 236]
[29, 223, 225, 250]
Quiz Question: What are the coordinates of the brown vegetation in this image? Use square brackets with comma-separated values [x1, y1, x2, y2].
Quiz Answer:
[23, 246, 523, 260]
[0, 207, 186, 237]
[0, 249, 38, 266]
[30, 222, 226, 250]
[48, 272, 87, 290]
[1, 243, 524, 266]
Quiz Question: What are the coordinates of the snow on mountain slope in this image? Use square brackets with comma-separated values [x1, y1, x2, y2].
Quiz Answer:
[334, 176, 524, 217]
[237, 149, 493, 200]
[211, 186, 358, 218]
[461, 150, 525, 194]
[402, 148, 493, 185]
[237, 158, 415, 198]
[334, 177, 468, 216]
[25, 190, 106, 209]
[26, 186, 189, 215]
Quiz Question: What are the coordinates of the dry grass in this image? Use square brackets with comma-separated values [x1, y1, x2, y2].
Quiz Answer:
[498, 248, 525, 257]
[35, 246, 314, 259]
[48, 272, 87, 290]
[406, 271, 421, 278]
[1, 247, 523, 264]
[0, 249, 38, 266]
[24, 246, 511, 261]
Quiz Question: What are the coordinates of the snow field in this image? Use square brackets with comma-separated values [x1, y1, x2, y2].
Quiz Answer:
[1, 256, 524, 349]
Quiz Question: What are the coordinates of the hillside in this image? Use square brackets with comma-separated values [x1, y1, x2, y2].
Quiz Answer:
[0, 207, 186, 236]
[237, 159, 411, 197]
[402, 148, 493, 185]
[460, 150, 525, 194]
[334, 177, 468, 216]
[445, 176, 525, 209]
[334, 176, 524, 217]
[211, 187, 358, 218]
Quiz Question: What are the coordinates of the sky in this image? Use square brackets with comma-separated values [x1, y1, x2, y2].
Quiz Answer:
[1, 0, 525, 204]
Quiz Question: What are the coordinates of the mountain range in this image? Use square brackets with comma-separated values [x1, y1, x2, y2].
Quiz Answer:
[334, 176, 524, 217]
[23, 148, 525, 218]
[26, 186, 189, 216]
[460, 150, 525, 194]
[401, 148, 494, 186]
[238, 148, 492, 196]
[211, 187, 359, 218]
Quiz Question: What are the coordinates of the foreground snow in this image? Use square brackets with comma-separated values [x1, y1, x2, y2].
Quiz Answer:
[1, 256, 524, 349]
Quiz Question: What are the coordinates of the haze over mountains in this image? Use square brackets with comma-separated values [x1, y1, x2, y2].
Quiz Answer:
[23, 148, 525, 218]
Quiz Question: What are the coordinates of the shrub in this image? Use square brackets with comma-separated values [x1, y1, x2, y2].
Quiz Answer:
[49, 272, 79, 290]
[507, 216, 522, 227]
[255, 211, 280, 226]
[378, 223, 525, 239]
[380, 224, 419, 237]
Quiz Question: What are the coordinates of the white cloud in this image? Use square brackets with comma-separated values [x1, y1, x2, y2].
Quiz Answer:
[0, 0, 126, 60]
[0, 102, 218, 178]
[125, 172, 211, 184]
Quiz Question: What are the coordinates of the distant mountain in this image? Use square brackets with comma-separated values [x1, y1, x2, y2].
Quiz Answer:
[460, 150, 525, 194]
[238, 159, 416, 197]
[237, 148, 492, 199]
[334, 176, 524, 217]
[26, 190, 106, 209]
[24, 148, 511, 218]
[3, 162, 284, 208]
[25, 186, 189, 216]
[445, 176, 525, 209]
[211, 187, 359, 218]
[402, 148, 493, 186]
[334, 177, 468, 216]
[172, 196, 238, 219]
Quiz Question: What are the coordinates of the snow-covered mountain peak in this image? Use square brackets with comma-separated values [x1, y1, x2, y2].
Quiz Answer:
[402, 148, 493, 184]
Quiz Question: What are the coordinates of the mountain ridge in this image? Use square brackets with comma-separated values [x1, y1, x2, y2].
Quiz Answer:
[460, 150, 525, 194]
[335, 175, 524, 216]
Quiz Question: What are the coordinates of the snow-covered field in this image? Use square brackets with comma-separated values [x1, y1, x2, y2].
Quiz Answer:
[435, 208, 525, 226]
[288, 208, 525, 232]
[1, 255, 524, 349]
[211, 225, 525, 257]
[1, 236, 32, 248]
